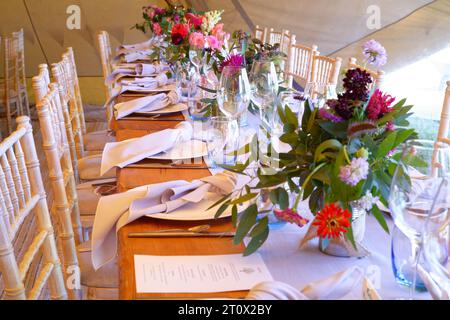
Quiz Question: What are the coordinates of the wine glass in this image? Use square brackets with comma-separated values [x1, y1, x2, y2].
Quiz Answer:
[206, 116, 239, 168]
[390, 140, 450, 297]
[216, 66, 251, 120]
[189, 48, 205, 75]
[249, 60, 279, 126]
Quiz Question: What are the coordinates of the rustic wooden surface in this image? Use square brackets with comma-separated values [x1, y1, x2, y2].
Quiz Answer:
[113, 96, 247, 300]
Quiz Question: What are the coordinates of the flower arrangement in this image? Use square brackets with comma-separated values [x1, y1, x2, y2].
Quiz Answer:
[211, 40, 419, 256]
[135, 2, 227, 66]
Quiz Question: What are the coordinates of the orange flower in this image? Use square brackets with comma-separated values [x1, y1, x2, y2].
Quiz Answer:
[313, 203, 352, 239]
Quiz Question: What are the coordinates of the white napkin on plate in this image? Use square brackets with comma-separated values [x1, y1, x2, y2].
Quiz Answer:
[114, 90, 180, 120]
[116, 38, 155, 55]
[106, 63, 168, 85]
[246, 266, 381, 300]
[100, 121, 193, 175]
[91, 172, 238, 270]
[113, 49, 154, 63]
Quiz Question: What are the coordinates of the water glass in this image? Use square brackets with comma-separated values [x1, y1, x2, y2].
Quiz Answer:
[206, 117, 239, 168]
[175, 63, 199, 98]
[276, 89, 306, 135]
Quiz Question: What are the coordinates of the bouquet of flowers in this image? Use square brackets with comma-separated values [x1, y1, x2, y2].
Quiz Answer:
[211, 40, 419, 256]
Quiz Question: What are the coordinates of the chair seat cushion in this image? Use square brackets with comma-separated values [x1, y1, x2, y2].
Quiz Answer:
[77, 178, 117, 215]
[84, 130, 116, 152]
[78, 154, 116, 181]
[77, 241, 118, 288]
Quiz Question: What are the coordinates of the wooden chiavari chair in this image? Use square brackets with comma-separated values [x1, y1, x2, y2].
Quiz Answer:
[0, 116, 67, 300]
[51, 51, 116, 181]
[267, 28, 283, 47]
[254, 25, 267, 43]
[35, 85, 118, 300]
[347, 57, 385, 90]
[285, 35, 318, 89]
[2, 35, 21, 134]
[309, 55, 342, 99]
[97, 31, 115, 126]
[437, 81, 450, 146]
[12, 29, 30, 117]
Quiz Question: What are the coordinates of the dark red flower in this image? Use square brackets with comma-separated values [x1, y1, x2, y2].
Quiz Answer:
[313, 203, 351, 239]
[273, 208, 309, 227]
[366, 89, 396, 120]
[185, 13, 204, 29]
[171, 23, 189, 45]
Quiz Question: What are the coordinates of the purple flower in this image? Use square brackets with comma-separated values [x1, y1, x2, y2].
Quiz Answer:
[339, 157, 369, 186]
[219, 54, 244, 71]
[363, 39, 387, 67]
[319, 107, 343, 123]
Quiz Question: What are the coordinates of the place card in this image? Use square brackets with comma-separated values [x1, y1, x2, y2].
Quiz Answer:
[134, 254, 273, 293]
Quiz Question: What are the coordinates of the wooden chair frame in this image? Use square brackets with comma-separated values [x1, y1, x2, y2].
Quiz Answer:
[285, 35, 318, 89]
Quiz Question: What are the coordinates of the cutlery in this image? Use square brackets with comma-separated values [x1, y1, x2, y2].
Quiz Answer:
[126, 163, 208, 169]
[137, 224, 210, 234]
[128, 231, 235, 238]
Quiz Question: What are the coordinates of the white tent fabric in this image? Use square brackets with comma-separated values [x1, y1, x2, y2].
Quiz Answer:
[0, 0, 448, 77]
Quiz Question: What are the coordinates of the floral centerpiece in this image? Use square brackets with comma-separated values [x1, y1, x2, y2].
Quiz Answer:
[211, 40, 419, 256]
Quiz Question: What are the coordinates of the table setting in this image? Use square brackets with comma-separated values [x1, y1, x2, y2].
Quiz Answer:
[88, 2, 450, 301]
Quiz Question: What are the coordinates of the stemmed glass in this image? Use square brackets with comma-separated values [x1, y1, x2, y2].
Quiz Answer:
[389, 140, 450, 298]
[216, 66, 251, 121]
[249, 60, 279, 127]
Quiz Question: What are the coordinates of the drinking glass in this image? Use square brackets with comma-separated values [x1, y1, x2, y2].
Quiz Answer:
[175, 63, 199, 98]
[249, 60, 279, 126]
[275, 89, 306, 135]
[390, 140, 450, 296]
[206, 116, 239, 168]
[189, 49, 205, 75]
[216, 66, 251, 119]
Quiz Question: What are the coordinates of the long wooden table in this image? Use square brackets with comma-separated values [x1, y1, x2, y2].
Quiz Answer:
[113, 96, 247, 300]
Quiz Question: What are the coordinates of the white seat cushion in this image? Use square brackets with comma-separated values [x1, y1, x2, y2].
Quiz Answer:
[77, 241, 118, 288]
[84, 130, 116, 152]
[78, 154, 116, 181]
[77, 178, 117, 216]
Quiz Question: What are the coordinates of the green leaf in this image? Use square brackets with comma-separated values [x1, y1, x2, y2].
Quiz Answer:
[284, 105, 298, 127]
[215, 202, 230, 219]
[371, 205, 390, 234]
[250, 216, 269, 237]
[244, 223, 269, 256]
[229, 193, 258, 205]
[233, 204, 258, 245]
[376, 131, 397, 159]
[231, 205, 238, 228]
[207, 193, 231, 211]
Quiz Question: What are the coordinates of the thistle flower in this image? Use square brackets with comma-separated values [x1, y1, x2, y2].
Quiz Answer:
[319, 107, 344, 123]
[363, 39, 387, 67]
[339, 157, 369, 186]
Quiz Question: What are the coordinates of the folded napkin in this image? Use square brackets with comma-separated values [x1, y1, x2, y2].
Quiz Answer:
[246, 266, 381, 300]
[115, 49, 154, 63]
[116, 38, 155, 56]
[417, 264, 449, 300]
[106, 63, 168, 85]
[91, 172, 238, 269]
[114, 90, 180, 120]
[100, 121, 193, 175]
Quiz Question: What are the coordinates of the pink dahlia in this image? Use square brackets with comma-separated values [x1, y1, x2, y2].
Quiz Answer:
[366, 89, 396, 120]
[189, 32, 205, 49]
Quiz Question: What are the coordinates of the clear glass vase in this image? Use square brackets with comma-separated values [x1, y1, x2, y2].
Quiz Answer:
[318, 205, 368, 257]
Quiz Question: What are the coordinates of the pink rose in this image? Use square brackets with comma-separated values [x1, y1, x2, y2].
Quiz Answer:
[152, 23, 162, 36]
[189, 32, 205, 49]
[206, 35, 220, 50]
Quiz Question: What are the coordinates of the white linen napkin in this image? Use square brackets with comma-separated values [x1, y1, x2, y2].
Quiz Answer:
[106, 63, 168, 85]
[246, 266, 381, 300]
[417, 263, 450, 300]
[91, 172, 238, 270]
[100, 121, 193, 175]
[114, 90, 180, 120]
[113, 49, 154, 63]
[116, 38, 155, 55]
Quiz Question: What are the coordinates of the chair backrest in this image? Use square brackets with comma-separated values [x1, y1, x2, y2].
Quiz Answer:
[254, 25, 267, 43]
[285, 35, 319, 88]
[12, 29, 30, 116]
[51, 52, 86, 161]
[437, 81, 450, 146]
[347, 57, 384, 90]
[310, 55, 342, 98]
[0, 116, 67, 300]
[33, 68, 83, 246]
[3, 35, 21, 134]
[98, 31, 114, 102]
[280, 30, 294, 56]
[267, 28, 283, 47]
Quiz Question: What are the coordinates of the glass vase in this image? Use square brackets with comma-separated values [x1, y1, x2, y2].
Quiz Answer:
[318, 205, 369, 258]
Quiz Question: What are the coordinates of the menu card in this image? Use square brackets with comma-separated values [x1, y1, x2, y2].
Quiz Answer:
[134, 254, 273, 293]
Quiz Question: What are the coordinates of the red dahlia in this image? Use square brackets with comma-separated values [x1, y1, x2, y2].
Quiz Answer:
[171, 23, 189, 45]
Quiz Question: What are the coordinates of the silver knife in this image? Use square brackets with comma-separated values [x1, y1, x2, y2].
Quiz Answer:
[128, 231, 235, 238]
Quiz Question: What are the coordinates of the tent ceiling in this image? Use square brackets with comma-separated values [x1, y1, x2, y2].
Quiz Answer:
[0, 0, 446, 77]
